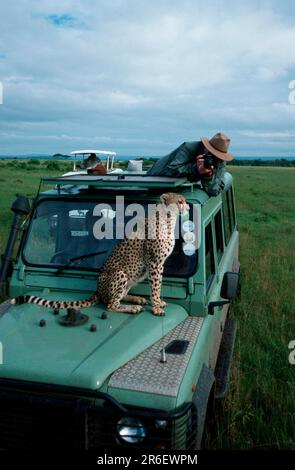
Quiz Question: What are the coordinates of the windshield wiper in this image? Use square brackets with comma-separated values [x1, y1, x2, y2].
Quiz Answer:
[55, 250, 108, 275]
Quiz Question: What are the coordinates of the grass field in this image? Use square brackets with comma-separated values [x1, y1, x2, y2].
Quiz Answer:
[205, 166, 295, 449]
[0, 161, 294, 449]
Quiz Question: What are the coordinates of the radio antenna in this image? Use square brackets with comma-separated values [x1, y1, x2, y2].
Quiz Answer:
[160, 314, 167, 363]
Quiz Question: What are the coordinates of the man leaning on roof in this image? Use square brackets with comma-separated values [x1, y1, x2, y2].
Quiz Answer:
[147, 132, 234, 196]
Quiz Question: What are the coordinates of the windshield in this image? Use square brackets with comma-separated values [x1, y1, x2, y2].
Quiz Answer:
[23, 199, 198, 277]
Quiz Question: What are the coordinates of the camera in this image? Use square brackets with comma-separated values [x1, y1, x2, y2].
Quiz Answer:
[203, 152, 219, 169]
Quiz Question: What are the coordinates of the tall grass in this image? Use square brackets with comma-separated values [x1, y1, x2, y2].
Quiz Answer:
[205, 166, 295, 449]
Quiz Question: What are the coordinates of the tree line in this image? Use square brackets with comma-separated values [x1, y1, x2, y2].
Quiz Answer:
[229, 158, 295, 167]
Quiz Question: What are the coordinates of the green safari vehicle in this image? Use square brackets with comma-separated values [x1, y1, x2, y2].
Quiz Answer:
[0, 171, 240, 450]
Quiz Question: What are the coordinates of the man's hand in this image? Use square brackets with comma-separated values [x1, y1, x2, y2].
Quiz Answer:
[196, 155, 215, 177]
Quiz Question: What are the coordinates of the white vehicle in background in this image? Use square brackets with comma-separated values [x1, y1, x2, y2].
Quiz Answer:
[63, 149, 121, 176]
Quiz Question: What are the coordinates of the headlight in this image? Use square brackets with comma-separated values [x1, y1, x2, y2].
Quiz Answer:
[155, 419, 168, 429]
[117, 417, 146, 444]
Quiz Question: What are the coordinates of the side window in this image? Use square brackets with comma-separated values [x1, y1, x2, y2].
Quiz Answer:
[214, 210, 224, 262]
[222, 192, 231, 244]
[222, 187, 236, 244]
[205, 223, 215, 289]
[227, 187, 236, 230]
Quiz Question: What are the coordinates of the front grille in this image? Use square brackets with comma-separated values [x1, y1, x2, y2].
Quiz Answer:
[0, 390, 91, 449]
[0, 381, 197, 450]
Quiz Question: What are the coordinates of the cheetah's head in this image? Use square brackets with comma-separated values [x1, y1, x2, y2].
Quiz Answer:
[159, 193, 189, 215]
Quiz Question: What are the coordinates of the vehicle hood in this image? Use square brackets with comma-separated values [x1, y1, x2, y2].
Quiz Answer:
[0, 293, 187, 390]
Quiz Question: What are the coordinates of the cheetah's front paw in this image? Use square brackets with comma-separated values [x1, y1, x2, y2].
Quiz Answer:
[152, 306, 165, 316]
[130, 305, 144, 314]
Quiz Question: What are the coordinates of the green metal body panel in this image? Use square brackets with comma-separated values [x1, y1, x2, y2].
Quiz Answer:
[1, 175, 239, 420]
[0, 298, 187, 390]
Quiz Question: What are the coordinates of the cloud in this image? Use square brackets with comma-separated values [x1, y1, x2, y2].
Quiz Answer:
[0, 0, 295, 155]
[241, 130, 295, 138]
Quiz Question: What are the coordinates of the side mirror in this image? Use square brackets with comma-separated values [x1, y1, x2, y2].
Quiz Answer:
[221, 272, 240, 299]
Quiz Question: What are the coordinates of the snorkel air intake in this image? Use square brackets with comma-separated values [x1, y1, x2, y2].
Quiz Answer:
[0, 195, 30, 295]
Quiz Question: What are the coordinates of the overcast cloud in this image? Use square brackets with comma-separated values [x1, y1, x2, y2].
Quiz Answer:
[0, 0, 295, 156]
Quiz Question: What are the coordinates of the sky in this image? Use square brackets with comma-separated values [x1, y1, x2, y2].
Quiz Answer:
[1, 0, 295, 157]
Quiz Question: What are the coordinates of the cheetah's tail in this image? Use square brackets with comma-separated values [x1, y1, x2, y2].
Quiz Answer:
[10, 293, 99, 309]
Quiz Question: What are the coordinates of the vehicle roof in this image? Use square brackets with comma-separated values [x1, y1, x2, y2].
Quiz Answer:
[38, 169, 235, 205]
[70, 149, 117, 156]
[42, 174, 188, 188]
[39, 173, 212, 204]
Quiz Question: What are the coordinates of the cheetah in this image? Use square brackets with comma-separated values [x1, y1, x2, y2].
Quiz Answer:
[11, 193, 189, 316]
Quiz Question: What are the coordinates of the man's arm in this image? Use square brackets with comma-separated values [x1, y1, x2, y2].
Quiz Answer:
[146, 141, 226, 196]
[200, 161, 225, 196]
[147, 142, 201, 178]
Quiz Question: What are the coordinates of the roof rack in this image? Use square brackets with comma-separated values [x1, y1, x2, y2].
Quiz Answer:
[41, 174, 192, 189]
[70, 149, 116, 156]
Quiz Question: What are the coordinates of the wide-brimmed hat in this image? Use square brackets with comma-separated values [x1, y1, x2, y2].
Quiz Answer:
[201, 132, 233, 161]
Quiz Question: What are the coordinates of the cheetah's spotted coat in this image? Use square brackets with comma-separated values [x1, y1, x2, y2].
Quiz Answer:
[11, 193, 189, 316]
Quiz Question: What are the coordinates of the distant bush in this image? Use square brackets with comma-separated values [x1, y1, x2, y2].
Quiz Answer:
[46, 161, 60, 171]
[59, 162, 72, 172]
[25, 164, 38, 171]
[27, 159, 40, 165]
[116, 161, 128, 169]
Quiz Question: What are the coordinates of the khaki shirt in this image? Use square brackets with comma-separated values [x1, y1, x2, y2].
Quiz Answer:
[147, 141, 225, 197]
